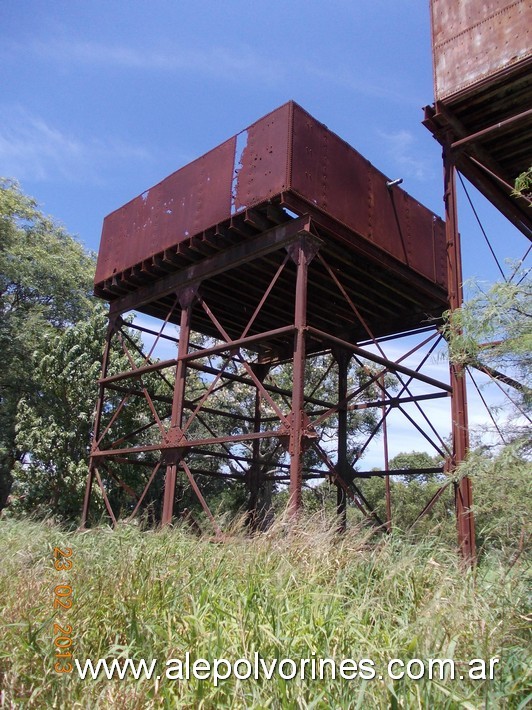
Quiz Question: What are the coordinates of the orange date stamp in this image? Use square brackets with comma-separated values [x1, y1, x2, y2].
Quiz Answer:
[52, 547, 73, 673]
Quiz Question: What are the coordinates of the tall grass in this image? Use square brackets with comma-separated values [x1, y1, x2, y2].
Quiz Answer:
[1, 516, 530, 708]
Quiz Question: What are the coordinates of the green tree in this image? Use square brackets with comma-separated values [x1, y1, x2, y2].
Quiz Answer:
[442, 272, 531, 437]
[0, 180, 382, 525]
[0, 178, 95, 512]
[457, 440, 531, 554]
[512, 165, 531, 200]
[11, 307, 180, 524]
[357, 450, 452, 535]
[12, 309, 106, 520]
[164, 349, 380, 528]
[388, 450, 443, 482]
[441, 264, 531, 555]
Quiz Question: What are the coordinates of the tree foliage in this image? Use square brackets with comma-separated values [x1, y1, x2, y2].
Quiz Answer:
[0, 178, 95, 511]
[457, 439, 531, 554]
[12, 309, 106, 519]
[440, 261, 531, 554]
[512, 165, 532, 200]
[4, 177, 528, 545]
[442, 272, 531, 423]
[11, 308, 163, 522]
[2, 181, 381, 525]
[359, 476, 453, 539]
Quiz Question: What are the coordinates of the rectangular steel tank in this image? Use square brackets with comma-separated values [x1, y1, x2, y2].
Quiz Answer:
[430, 0, 532, 101]
[95, 102, 447, 291]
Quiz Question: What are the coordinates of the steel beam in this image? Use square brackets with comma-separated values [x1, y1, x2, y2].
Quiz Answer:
[161, 287, 195, 525]
[450, 108, 532, 150]
[381, 374, 392, 533]
[288, 237, 318, 515]
[443, 150, 476, 564]
[82, 318, 115, 528]
[247, 362, 270, 527]
[307, 327, 452, 393]
[333, 348, 351, 532]
[109, 216, 312, 316]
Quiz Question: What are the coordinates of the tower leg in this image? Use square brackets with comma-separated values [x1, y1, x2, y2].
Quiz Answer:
[247, 363, 270, 528]
[444, 151, 476, 564]
[288, 237, 315, 517]
[334, 349, 351, 532]
[81, 317, 116, 528]
[380, 374, 392, 533]
[161, 288, 195, 526]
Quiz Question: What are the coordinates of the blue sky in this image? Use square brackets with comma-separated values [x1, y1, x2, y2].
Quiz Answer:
[0, 0, 524, 279]
[2, 0, 527, 282]
[1, 1, 527, 466]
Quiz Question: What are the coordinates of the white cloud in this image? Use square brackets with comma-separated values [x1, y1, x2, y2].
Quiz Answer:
[10, 39, 282, 85]
[378, 129, 434, 180]
[0, 105, 153, 184]
[306, 64, 421, 105]
[6, 38, 421, 104]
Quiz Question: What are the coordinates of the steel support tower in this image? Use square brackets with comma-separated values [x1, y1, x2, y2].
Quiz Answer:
[82, 101, 477, 559]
